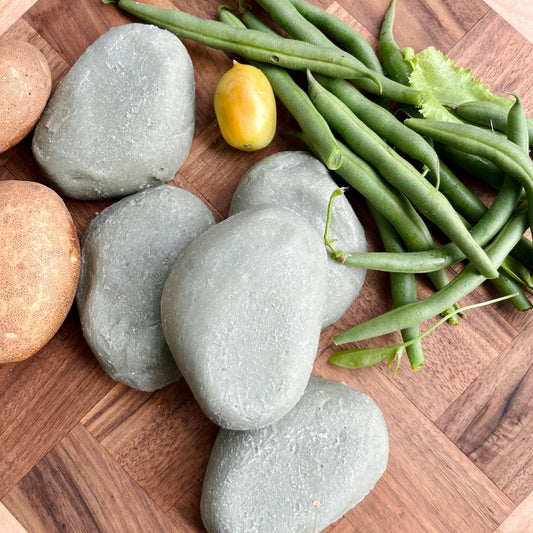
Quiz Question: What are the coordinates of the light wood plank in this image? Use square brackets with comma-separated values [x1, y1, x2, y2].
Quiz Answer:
[0, 502, 28, 533]
[496, 490, 533, 533]
[0, 0, 37, 35]
[484, 0, 533, 43]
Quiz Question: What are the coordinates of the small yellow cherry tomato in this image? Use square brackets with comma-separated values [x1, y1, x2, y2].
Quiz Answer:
[214, 60, 277, 151]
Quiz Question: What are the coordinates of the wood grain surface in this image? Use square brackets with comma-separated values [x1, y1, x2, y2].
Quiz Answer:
[1, 0, 532, 532]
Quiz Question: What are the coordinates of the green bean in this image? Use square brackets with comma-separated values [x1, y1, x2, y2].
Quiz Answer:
[455, 100, 533, 146]
[405, 117, 533, 255]
[501, 255, 533, 289]
[315, 75, 440, 178]
[437, 159, 488, 222]
[435, 143, 505, 190]
[369, 204, 425, 370]
[217, 6, 342, 170]
[379, 0, 411, 85]
[490, 271, 532, 311]
[250, 0, 422, 104]
[102, 0, 387, 88]
[334, 209, 529, 344]
[286, 0, 384, 74]
[308, 73, 499, 279]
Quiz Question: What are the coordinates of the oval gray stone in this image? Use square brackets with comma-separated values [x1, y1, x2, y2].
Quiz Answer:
[32, 23, 195, 200]
[76, 185, 215, 392]
[200, 376, 389, 533]
[229, 151, 367, 327]
[161, 204, 328, 430]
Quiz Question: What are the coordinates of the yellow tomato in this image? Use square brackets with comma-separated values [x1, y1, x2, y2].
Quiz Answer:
[214, 61, 276, 151]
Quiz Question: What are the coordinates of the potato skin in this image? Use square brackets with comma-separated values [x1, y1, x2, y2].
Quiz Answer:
[0, 40, 52, 153]
[0, 180, 81, 363]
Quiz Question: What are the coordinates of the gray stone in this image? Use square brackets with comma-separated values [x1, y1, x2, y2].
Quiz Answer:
[32, 23, 195, 200]
[76, 185, 215, 392]
[229, 151, 367, 327]
[200, 376, 389, 533]
[161, 205, 328, 430]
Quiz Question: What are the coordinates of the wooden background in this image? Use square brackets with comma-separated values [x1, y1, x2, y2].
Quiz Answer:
[1, 0, 532, 531]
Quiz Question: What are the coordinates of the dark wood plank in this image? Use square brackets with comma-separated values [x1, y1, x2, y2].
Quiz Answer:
[0, 314, 114, 500]
[437, 325, 533, 503]
[82, 380, 219, 512]
[2, 424, 179, 533]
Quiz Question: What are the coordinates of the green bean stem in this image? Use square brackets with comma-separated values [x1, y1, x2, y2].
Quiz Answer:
[405, 117, 533, 258]
[250, 0, 421, 104]
[315, 75, 440, 178]
[308, 73, 499, 279]
[379, 0, 412, 85]
[334, 210, 529, 344]
[217, 6, 342, 169]
[455, 100, 533, 147]
[369, 204, 425, 370]
[287, 0, 384, 74]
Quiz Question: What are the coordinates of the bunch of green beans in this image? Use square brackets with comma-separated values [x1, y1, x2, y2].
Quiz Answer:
[102, 0, 533, 371]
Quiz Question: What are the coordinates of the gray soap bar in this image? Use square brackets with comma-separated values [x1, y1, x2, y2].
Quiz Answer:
[32, 23, 195, 200]
[161, 205, 328, 430]
[229, 151, 366, 327]
[76, 185, 215, 392]
[201, 376, 389, 533]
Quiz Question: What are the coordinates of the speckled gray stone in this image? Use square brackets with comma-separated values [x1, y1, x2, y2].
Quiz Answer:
[32, 23, 195, 200]
[76, 185, 215, 392]
[200, 376, 389, 533]
[161, 204, 328, 430]
[229, 151, 367, 327]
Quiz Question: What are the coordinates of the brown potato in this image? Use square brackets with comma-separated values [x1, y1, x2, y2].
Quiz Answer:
[0, 40, 52, 154]
[0, 180, 81, 363]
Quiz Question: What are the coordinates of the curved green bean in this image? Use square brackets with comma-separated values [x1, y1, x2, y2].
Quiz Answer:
[379, 0, 411, 85]
[335, 98, 527, 279]
[328, 143, 458, 303]
[334, 210, 529, 344]
[102, 0, 388, 89]
[455, 100, 533, 146]
[308, 74, 498, 279]
[287, 0, 384, 74]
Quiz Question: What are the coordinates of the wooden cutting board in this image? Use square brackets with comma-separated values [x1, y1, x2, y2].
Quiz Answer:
[1, 0, 532, 531]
